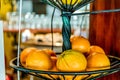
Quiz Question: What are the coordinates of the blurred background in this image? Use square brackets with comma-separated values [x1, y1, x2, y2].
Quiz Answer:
[1, 0, 120, 80]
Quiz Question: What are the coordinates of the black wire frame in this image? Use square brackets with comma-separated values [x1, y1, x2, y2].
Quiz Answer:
[10, 55, 120, 80]
[62, 8, 120, 16]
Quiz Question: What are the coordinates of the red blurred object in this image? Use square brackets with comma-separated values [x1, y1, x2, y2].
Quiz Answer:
[6, 75, 12, 80]
[6, 75, 13, 80]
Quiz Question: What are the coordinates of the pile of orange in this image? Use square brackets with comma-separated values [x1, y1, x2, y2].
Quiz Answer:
[70, 35, 110, 70]
[20, 48, 57, 70]
[20, 48, 58, 79]
[20, 35, 111, 80]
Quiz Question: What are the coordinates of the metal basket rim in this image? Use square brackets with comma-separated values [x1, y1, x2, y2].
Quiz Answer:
[10, 55, 120, 75]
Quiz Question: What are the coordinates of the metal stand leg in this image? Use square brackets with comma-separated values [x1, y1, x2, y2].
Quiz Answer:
[0, 21, 6, 80]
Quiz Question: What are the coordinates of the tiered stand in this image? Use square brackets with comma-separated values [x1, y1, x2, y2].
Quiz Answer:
[10, 0, 120, 80]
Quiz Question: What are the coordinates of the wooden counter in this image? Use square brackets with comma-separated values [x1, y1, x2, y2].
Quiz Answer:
[3, 28, 62, 33]
[20, 40, 62, 53]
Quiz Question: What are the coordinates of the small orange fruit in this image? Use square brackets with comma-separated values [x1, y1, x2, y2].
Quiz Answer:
[26, 50, 53, 70]
[42, 48, 56, 57]
[89, 45, 105, 54]
[40, 56, 59, 79]
[56, 50, 87, 72]
[86, 52, 110, 71]
[20, 47, 38, 66]
[71, 36, 90, 53]
[70, 35, 79, 42]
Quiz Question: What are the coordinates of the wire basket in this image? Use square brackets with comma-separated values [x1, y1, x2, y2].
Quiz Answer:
[10, 55, 120, 80]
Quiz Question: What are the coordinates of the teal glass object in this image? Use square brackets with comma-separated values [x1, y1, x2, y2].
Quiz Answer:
[62, 11, 71, 51]
[40, 0, 94, 51]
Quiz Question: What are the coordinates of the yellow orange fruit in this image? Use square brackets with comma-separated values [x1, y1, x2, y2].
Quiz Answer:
[20, 47, 38, 66]
[42, 48, 56, 57]
[56, 50, 87, 72]
[40, 56, 59, 79]
[70, 35, 79, 42]
[86, 52, 110, 79]
[62, 0, 82, 5]
[71, 36, 90, 53]
[86, 52, 110, 71]
[89, 45, 105, 54]
[26, 50, 53, 70]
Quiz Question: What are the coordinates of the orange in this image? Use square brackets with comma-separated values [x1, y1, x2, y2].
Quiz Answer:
[42, 48, 56, 57]
[86, 52, 110, 79]
[86, 52, 110, 71]
[20, 47, 38, 66]
[56, 50, 87, 72]
[89, 45, 105, 54]
[26, 50, 53, 70]
[71, 36, 90, 53]
[40, 56, 59, 79]
[70, 35, 79, 42]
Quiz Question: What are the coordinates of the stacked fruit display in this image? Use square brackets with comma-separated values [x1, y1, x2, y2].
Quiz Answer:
[20, 36, 110, 80]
